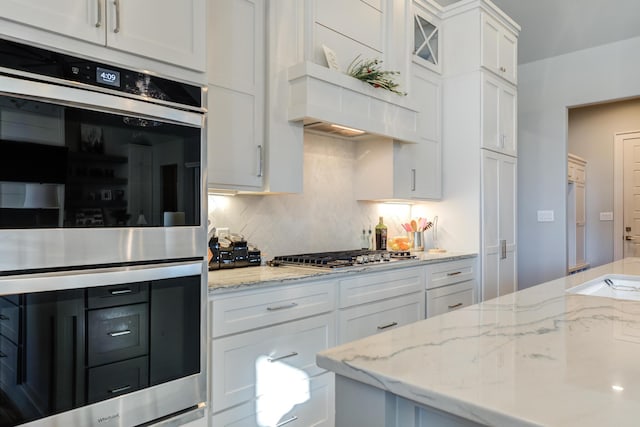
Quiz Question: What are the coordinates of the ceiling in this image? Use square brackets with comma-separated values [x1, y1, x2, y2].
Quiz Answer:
[437, 0, 640, 64]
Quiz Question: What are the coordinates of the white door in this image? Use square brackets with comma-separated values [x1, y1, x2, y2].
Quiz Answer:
[623, 136, 640, 257]
[481, 150, 517, 301]
[0, 0, 105, 44]
[106, 0, 206, 71]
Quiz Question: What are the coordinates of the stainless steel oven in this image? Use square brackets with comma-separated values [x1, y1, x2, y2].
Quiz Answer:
[0, 38, 207, 426]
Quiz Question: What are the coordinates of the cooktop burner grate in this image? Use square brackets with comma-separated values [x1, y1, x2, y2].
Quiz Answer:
[271, 249, 414, 269]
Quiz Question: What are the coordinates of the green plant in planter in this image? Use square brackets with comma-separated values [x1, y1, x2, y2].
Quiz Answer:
[346, 55, 407, 96]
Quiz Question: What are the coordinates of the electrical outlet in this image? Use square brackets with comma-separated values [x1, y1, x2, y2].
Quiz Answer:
[600, 212, 613, 221]
[537, 210, 554, 222]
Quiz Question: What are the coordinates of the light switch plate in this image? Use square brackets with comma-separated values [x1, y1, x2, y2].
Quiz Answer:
[600, 212, 613, 221]
[537, 210, 554, 222]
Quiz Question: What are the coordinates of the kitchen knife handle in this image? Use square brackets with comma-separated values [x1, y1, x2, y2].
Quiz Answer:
[95, 0, 102, 28]
[113, 0, 121, 33]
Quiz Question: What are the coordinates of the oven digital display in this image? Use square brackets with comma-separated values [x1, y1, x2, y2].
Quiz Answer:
[96, 66, 121, 87]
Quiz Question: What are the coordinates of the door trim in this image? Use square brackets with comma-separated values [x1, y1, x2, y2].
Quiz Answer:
[613, 130, 640, 260]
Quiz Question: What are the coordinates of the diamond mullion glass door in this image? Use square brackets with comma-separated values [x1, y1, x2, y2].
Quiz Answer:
[414, 14, 439, 68]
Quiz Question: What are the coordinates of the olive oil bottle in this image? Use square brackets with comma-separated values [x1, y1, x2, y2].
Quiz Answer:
[375, 217, 387, 250]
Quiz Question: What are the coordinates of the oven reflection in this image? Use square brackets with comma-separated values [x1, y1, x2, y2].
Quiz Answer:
[255, 355, 310, 426]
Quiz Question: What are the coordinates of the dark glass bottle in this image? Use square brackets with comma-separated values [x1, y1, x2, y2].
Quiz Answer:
[375, 216, 387, 250]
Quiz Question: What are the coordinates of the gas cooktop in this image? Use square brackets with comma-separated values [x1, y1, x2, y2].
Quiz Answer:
[271, 249, 415, 269]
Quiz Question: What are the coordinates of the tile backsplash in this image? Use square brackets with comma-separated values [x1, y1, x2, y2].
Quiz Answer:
[208, 132, 441, 259]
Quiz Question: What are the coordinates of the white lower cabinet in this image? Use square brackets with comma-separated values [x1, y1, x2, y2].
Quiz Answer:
[211, 373, 334, 427]
[337, 267, 425, 344]
[425, 258, 477, 318]
[211, 314, 334, 413]
[338, 293, 424, 344]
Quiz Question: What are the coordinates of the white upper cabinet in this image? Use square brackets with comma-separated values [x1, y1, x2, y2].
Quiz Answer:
[0, 0, 206, 71]
[412, 0, 442, 73]
[207, 0, 265, 191]
[482, 72, 517, 156]
[207, 0, 303, 193]
[442, 1, 519, 84]
[481, 12, 517, 84]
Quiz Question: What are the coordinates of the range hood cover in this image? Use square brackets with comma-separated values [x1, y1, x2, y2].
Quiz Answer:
[288, 62, 421, 143]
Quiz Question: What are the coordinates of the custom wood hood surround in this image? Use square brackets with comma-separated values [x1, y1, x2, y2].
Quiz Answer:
[288, 61, 421, 143]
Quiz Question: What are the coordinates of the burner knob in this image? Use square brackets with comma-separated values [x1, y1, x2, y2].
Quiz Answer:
[355, 255, 364, 264]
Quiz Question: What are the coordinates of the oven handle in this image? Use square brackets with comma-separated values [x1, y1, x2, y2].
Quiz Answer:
[0, 74, 204, 127]
[0, 261, 202, 295]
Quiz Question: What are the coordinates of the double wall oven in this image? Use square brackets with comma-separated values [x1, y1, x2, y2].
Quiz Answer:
[0, 39, 207, 426]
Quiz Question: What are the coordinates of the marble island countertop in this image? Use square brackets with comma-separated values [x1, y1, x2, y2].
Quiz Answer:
[317, 257, 640, 427]
[208, 251, 476, 292]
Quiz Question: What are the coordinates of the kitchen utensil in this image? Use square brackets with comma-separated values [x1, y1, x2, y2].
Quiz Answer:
[428, 215, 447, 253]
[411, 219, 417, 232]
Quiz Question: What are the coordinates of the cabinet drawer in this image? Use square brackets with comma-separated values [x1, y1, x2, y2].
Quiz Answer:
[338, 267, 424, 308]
[426, 280, 474, 318]
[211, 372, 334, 427]
[0, 298, 19, 344]
[211, 281, 335, 338]
[0, 335, 18, 386]
[338, 293, 424, 344]
[87, 304, 148, 367]
[211, 314, 335, 413]
[87, 282, 149, 309]
[426, 259, 475, 290]
[87, 356, 149, 403]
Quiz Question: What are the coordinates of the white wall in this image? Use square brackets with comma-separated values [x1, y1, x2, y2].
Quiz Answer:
[518, 36, 640, 288]
[208, 132, 446, 259]
[568, 99, 640, 269]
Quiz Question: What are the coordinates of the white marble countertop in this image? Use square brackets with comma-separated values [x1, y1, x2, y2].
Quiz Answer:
[208, 252, 476, 292]
[317, 257, 640, 427]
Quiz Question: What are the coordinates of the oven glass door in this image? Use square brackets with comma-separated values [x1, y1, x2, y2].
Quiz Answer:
[0, 91, 202, 229]
[0, 263, 202, 427]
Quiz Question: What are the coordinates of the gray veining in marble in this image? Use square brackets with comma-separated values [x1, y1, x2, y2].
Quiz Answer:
[317, 258, 640, 427]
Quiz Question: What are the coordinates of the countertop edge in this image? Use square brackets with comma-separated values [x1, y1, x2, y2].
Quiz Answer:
[207, 252, 477, 293]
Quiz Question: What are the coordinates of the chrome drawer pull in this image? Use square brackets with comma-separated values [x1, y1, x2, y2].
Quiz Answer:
[113, 0, 121, 33]
[377, 321, 398, 330]
[109, 289, 132, 295]
[276, 416, 298, 426]
[109, 385, 131, 394]
[95, 0, 102, 27]
[446, 271, 462, 276]
[0, 352, 6, 358]
[108, 330, 131, 337]
[268, 352, 298, 363]
[448, 303, 463, 309]
[267, 302, 298, 311]
[0, 315, 9, 321]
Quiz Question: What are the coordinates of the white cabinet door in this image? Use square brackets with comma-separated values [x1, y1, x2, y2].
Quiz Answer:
[106, 0, 205, 70]
[0, 0, 205, 71]
[211, 314, 334, 413]
[481, 12, 517, 84]
[207, 0, 265, 191]
[482, 73, 516, 156]
[426, 280, 474, 318]
[211, 373, 334, 427]
[481, 150, 517, 301]
[0, 0, 104, 44]
[338, 293, 424, 344]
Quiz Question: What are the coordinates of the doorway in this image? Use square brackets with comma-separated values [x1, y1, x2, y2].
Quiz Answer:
[614, 131, 640, 259]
